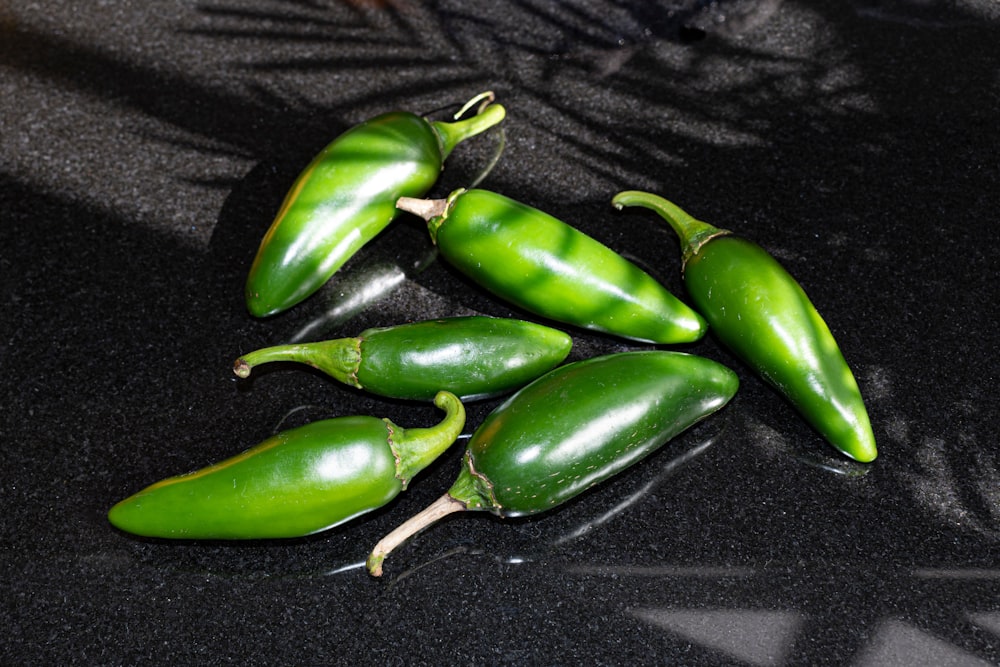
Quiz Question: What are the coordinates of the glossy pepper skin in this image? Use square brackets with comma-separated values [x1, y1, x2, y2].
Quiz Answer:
[612, 190, 876, 463]
[245, 92, 506, 318]
[108, 392, 465, 540]
[233, 316, 573, 401]
[366, 351, 738, 575]
[396, 189, 707, 344]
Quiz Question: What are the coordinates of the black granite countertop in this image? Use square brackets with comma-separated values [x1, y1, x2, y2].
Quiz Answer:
[3, 1, 999, 665]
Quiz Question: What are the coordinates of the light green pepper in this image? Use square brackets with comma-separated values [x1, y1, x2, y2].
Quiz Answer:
[397, 188, 707, 344]
[246, 93, 505, 317]
[613, 190, 876, 462]
[108, 392, 465, 539]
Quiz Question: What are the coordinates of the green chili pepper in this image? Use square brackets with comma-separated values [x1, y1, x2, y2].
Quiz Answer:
[612, 190, 876, 463]
[396, 189, 707, 344]
[246, 92, 506, 318]
[233, 316, 573, 401]
[366, 351, 737, 575]
[108, 391, 465, 539]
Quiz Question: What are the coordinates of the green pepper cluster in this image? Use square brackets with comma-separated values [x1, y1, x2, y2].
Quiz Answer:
[109, 91, 876, 578]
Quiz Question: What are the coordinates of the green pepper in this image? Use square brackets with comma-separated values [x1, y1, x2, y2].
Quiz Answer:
[612, 190, 876, 463]
[233, 316, 573, 401]
[108, 391, 465, 539]
[246, 92, 506, 318]
[396, 189, 707, 344]
[366, 351, 737, 576]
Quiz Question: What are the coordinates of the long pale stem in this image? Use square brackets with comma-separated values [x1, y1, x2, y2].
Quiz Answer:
[366, 493, 467, 577]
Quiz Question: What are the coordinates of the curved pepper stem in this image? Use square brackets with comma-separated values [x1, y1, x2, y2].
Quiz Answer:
[387, 391, 466, 488]
[432, 92, 506, 160]
[454, 91, 496, 119]
[366, 452, 492, 577]
[612, 190, 731, 268]
[366, 492, 466, 577]
[233, 338, 363, 389]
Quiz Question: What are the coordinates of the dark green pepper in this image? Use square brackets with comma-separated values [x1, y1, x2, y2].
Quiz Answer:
[246, 92, 506, 318]
[396, 189, 707, 344]
[233, 316, 573, 401]
[366, 351, 738, 575]
[612, 190, 876, 463]
[108, 391, 465, 539]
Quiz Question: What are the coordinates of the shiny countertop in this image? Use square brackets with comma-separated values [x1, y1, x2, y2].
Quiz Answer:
[2, 1, 999, 664]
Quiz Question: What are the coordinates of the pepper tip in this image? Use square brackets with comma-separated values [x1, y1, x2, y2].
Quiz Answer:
[850, 447, 878, 464]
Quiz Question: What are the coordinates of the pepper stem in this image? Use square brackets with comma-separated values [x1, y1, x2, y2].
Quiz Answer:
[366, 492, 467, 577]
[233, 338, 363, 389]
[399, 188, 465, 245]
[396, 196, 448, 222]
[611, 191, 730, 267]
[387, 391, 466, 488]
[453, 91, 496, 119]
[432, 92, 506, 159]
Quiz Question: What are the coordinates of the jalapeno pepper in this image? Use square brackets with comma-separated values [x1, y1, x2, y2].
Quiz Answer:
[366, 351, 738, 576]
[108, 391, 465, 539]
[612, 190, 876, 463]
[396, 189, 707, 344]
[246, 92, 506, 318]
[233, 316, 573, 401]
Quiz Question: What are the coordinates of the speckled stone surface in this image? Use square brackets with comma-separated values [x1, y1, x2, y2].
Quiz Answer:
[2, 1, 999, 664]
